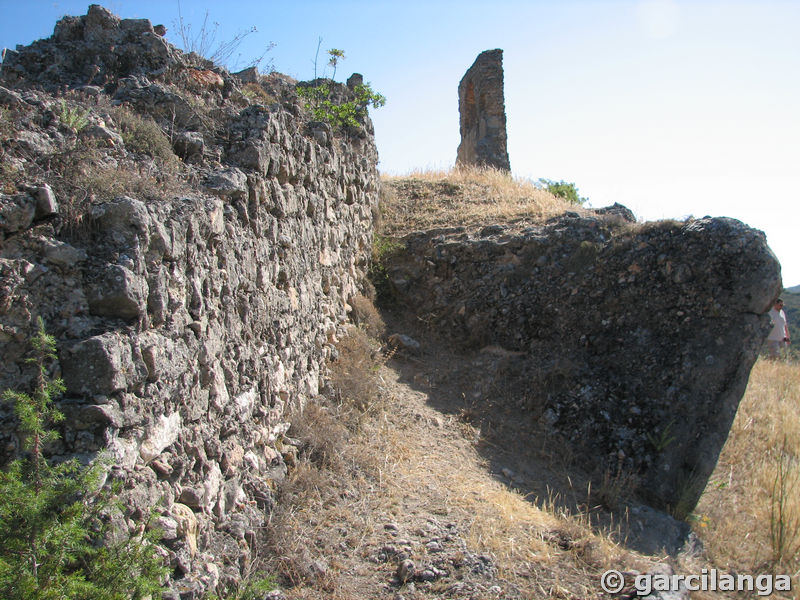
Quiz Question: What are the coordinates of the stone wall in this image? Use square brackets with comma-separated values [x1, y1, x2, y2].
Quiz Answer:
[0, 6, 378, 596]
[384, 208, 781, 515]
[455, 49, 511, 172]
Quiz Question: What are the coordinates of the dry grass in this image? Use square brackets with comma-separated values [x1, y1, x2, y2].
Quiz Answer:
[695, 357, 800, 584]
[111, 106, 178, 164]
[241, 82, 277, 105]
[379, 166, 584, 238]
[348, 294, 387, 340]
[449, 468, 632, 596]
[264, 326, 393, 596]
[45, 141, 187, 239]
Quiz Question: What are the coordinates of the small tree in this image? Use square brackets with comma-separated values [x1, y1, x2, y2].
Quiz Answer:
[327, 48, 345, 81]
[0, 318, 165, 599]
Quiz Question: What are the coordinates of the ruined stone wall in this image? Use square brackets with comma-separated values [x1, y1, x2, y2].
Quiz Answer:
[384, 208, 781, 515]
[0, 6, 378, 596]
[456, 49, 511, 172]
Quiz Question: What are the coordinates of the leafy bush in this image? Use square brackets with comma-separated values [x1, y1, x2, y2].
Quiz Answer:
[0, 319, 166, 599]
[538, 178, 587, 205]
[297, 82, 385, 130]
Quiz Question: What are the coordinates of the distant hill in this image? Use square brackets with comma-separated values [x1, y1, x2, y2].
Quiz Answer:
[786, 285, 800, 294]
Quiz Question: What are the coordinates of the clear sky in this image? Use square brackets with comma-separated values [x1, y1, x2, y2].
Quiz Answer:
[2, 1, 799, 285]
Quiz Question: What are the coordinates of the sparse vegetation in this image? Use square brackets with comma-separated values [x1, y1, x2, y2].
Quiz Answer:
[368, 233, 404, 307]
[348, 293, 387, 339]
[45, 135, 186, 238]
[208, 575, 278, 600]
[173, 1, 274, 70]
[265, 326, 389, 593]
[0, 107, 20, 193]
[241, 82, 276, 105]
[112, 106, 177, 163]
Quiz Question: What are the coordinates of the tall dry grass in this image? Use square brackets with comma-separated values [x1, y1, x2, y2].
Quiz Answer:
[695, 357, 800, 582]
[379, 166, 584, 238]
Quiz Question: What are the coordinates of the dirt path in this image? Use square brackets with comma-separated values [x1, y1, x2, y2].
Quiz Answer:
[274, 322, 648, 600]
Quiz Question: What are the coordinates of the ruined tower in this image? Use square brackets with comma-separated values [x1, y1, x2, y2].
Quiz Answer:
[456, 49, 510, 172]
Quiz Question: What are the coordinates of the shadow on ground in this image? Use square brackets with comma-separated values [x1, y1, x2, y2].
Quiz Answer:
[380, 308, 699, 558]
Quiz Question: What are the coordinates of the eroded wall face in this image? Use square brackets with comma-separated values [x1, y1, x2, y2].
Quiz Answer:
[0, 114, 378, 593]
[456, 49, 511, 172]
[0, 6, 379, 593]
[384, 211, 781, 514]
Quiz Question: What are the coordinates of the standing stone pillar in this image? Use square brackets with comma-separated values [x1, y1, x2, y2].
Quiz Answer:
[456, 49, 510, 172]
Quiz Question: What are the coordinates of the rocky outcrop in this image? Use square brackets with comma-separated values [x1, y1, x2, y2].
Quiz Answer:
[384, 209, 781, 515]
[0, 6, 378, 597]
[456, 49, 510, 172]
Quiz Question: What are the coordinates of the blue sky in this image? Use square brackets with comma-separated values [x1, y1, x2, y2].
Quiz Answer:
[2, 1, 799, 285]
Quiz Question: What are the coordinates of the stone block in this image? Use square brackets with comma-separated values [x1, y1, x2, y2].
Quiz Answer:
[61, 333, 143, 396]
[140, 412, 182, 462]
[0, 193, 35, 234]
[88, 264, 148, 319]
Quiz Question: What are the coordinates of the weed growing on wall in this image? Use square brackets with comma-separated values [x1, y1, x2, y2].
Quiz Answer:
[58, 100, 90, 132]
[327, 48, 345, 80]
[174, 1, 275, 71]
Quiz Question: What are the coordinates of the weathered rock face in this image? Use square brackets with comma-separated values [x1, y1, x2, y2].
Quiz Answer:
[456, 49, 510, 172]
[385, 209, 781, 514]
[0, 6, 378, 596]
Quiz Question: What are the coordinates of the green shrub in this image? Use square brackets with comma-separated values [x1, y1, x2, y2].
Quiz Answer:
[538, 178, 587, 205]
[297, 82, 385, 130]
[0, 318, 166, 599]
